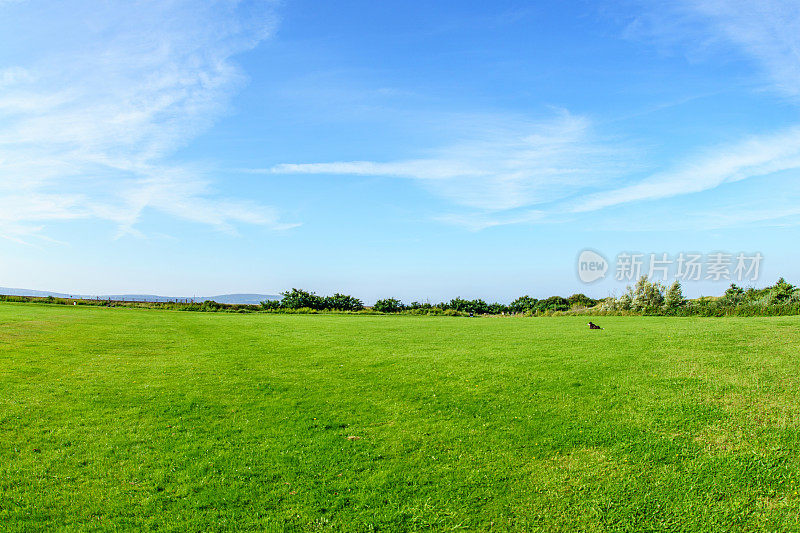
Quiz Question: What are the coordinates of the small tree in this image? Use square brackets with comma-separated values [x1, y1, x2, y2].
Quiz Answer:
[509, 295, 538, 313]
[627, 276, 665, 313]
[447, 297, 468, 312]
[487, 302, 508, 314]
[445, 297, 489, 314]
[322, 293, 364, 311]
[722, 283, 745, 306]
[616, 292, 633, 311]
[538, 296, 570, 312]
[281, 288, 324, 310]
[374, 298, 404, 313]
[567, 293, 598, 309]
[664, 280, 686, 311]
[260, 299, 281, 310]
[772, 277, 796, 302]
[597, 297, 618, 312]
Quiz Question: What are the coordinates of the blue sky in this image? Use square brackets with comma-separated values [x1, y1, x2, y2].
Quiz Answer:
[1, 0, 799, 302]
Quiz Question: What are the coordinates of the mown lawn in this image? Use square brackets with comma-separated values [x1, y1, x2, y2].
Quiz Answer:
[1, 303, 799, 531]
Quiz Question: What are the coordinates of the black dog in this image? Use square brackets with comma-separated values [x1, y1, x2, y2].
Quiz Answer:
[588, 322, 603, 330]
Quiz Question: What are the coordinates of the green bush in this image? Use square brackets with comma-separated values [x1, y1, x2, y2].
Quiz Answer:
[567, 293, 598, 308]
[260, 299, 281, 310]
[663, 281, 686, 312]
[446, 297, 489, 314]
[374, 298, 404, 313]
[280, 288, 324, 310]
[322, 293, 364, 311]
[537, 296, 569, 312]
[509, 295, 538, 313]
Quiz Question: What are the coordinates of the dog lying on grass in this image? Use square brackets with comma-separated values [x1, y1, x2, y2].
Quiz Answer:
[588, 322, 603, 330]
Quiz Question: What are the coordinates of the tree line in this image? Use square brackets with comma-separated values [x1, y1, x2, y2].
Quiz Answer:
[259, 288, 599, 314]
[372, 293, 598, 314]
[597, 276, 800, 316]
[3, 277, 798, 317]
[259, 289, 365, 311]
[262, 277, 800, 317]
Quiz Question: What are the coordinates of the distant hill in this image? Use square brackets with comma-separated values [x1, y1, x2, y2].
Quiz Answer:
[0, 287, 75, 298]
[0, 287, 280, 305]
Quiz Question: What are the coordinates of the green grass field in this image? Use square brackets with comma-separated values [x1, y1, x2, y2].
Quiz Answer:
[1, 303, 800, 531]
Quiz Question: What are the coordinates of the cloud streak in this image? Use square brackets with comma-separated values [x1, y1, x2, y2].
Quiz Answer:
[571, 0, 800, 220]
[261, 1, 800, 230]
[0, 0, 292, 242]
[572, 126, 800, 212]
[680, 0, 800, 97]
[266, 112, 632, 212]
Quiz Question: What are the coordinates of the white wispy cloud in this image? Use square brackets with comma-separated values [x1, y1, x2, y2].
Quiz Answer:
[434, 209, 546, 232]
[0, 66, 30, 88]
[572, 126, 800, 212]
[0, 0, 292, 242]
[266, 112, 632, 212]
[260, 1, 800, 230]
[624, 0, 800, 94]
[679, 0, 800, 97]
[567, 0, 800, 220]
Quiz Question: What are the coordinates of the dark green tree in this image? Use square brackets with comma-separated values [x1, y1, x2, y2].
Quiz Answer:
[664, 280, 686, 310]
[373, 298, 404, 313]
[773, 277, 796, 302]
[260, 299, 281, 310]
[567, 293, 598, 308]
[722, 283, 745, 305]
[509, 295, 538, 313]
[322, 293, 364, 311]
[280, 288, 324, 310]
[538, 296, 569, 312]
[487, 302, 508, 314]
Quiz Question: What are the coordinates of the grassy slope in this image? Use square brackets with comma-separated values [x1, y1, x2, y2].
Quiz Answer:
[1, 303, 799, 531]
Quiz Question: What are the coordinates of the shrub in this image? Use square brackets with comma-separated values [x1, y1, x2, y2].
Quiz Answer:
[537, 296, 569, 312]
[722, 284, 745, 306]
[567, 293, 598, 308]
[323, 293, 364, 311]
[509, 295, 538, 313]
[614, 276, 666, 313]
[374, 298, 404, 313]
[446, 297, 489, 314]
[200, 300, 222, 311]
[280, 288, 324, 310]
[487, 302, 509, 314]
[664, 281, 686, 311]
[260, 299, 281, 310]
[772, 277, 796, 303]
